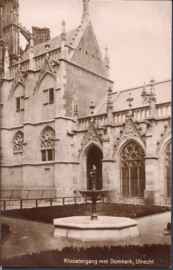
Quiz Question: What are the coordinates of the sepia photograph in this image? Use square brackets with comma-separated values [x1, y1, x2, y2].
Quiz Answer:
[1, 0, 172, 268]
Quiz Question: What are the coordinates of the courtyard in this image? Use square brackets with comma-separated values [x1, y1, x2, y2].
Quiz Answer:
[1, 203, 171, 267]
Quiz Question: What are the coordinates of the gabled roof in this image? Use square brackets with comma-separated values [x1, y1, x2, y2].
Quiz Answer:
[95, 80, 171, 115]
[21, 26, 80, 61]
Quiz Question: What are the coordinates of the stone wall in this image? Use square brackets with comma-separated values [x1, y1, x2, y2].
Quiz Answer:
[64, 62, 112, 117]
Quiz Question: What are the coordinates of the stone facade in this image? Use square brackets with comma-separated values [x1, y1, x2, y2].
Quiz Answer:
[1, 0, 171, 205]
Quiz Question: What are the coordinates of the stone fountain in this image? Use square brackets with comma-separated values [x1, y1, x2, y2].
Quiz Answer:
[53, 166, 139, 242]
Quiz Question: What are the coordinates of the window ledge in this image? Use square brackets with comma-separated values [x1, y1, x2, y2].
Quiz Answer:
[43, 102, 48, 105]
[16, 109, 24, 112]
[41, 160, 55, 163]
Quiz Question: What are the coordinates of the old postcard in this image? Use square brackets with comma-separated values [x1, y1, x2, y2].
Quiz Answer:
[1, 0, 171, 268]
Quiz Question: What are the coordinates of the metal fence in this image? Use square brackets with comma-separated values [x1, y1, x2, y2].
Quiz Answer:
[1, 196, 87, 211]
[1, 189, 57, 200]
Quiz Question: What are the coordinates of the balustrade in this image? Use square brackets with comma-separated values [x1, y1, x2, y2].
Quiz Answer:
[157, 104, 171, 118]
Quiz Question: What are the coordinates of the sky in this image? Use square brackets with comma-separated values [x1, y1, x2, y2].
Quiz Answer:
[19, 0, 172, 92]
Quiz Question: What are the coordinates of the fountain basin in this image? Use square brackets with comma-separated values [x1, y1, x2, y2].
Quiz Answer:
[80, 190, 109, 199]
[53, 216, 139, 242]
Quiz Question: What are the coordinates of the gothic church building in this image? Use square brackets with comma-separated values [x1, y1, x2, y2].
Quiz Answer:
[1, 0, 171, 205]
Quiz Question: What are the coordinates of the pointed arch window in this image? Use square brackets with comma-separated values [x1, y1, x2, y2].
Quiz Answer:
[41, 127, 55, 161]
[165, 141, 171, 198]
[13, 131, 24, 154]
[120, 141, 145, 197]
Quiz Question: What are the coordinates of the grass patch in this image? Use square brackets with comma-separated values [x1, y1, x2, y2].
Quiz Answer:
[1, 203, 170, 224]
[2, 244, 171, 268]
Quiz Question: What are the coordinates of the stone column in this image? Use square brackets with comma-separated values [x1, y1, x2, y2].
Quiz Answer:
[144, 118, 160, 205]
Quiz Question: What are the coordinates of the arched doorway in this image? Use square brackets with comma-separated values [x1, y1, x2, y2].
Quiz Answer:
[120, 141, 145, 197]
[87, 145, 103, 190]
[165, 141, 171, 198]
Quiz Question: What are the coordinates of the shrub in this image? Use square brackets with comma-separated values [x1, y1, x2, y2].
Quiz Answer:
[2, 244, 170, 268]
[2, 203, 170, 224]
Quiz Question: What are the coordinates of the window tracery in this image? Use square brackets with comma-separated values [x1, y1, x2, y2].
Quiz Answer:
[41, 127, 55, 161]
[120, 141, 145, 197]
[13, 131, 24, 154]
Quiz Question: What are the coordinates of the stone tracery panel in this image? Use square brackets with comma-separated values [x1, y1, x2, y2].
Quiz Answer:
[120, 141, 145, 197]
[41, 127, 55, 149]
[40, 126, 55, 161]
[13, 131, 24, 153]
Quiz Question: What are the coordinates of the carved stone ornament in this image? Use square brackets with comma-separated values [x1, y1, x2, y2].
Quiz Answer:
[79, 123, 102, 158]
[84, 128, 99, 146]
[13, 131, 24, 153]
[121, 141, 145, 168]
[122, 123, 139, 139]
[113, 118, 145, 158]
[41, 127, 55, 149]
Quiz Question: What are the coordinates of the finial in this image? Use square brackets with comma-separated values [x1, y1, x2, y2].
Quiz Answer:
[141, 78, 156, 104]
[90, 101, 95, 115]
[126, 93, 134, 119]
[107, 87, 113, 111]
[107, 87, 114, 123]
[127, 93, 134, 108]
[150, 77, 155, 95]
[150, 77, 155, 87]
[108, 86, 112, 95]
[4, 45, 10, 77]
[45, 40, 50, 58]
[61, 20, 66, 41]
[81, 0, 90, 23]
[141, 82, 148, 99]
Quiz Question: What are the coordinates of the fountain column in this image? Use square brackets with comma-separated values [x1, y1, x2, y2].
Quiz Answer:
[90, 165, 98, 220]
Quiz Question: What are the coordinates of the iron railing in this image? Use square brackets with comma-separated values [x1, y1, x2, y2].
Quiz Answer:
[1, 196, 88, 211]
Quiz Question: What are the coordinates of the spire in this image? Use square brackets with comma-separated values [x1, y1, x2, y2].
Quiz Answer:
[104, 46, 110, 77]
[61, 20, 67, 58]
[141, 78, 157, 118]
[28, 35, 35, 70]
[61, 20, 66, 41]
[4, 45, 10, 77]
[81, 0, 90, 23]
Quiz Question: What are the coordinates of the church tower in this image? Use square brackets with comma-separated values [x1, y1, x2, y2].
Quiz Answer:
[1, 0, 20, 65]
